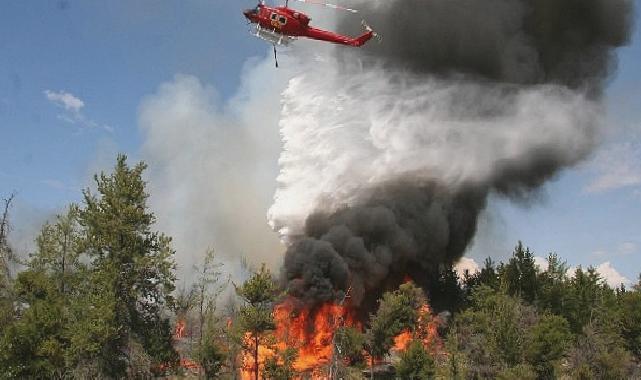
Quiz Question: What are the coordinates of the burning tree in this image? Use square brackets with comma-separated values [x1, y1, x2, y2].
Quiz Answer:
[237, 264, 278, 380]
[246, 280, 443, 379]
[361, 282, 441, 378]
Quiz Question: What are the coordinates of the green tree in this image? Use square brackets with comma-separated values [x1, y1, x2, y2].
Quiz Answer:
[263, 347, 297, 380]
[618, 279, 641, 358]
[66, 265, 118, 377]
[0, 206, 85, 378]
[365, 282, 426, 379]
[74, 154, 177, 377]
[30, 206, 83, 296]
[500, 242, 539, 303]
[366, 282, 425, 360]
[536, 253, 569, 316]
[0, 270, 67, 378]
[562, 267, 606, 334]
[431, 265, 465, 311]
[396, 340, 435, 379]
[194, 248, 227, 345]
[471, 286, 533, 366]
[436, 333, 468, 380]
[464, 257, 499, 293]
[237, 264, 278, 380]
[334, 326, 366, 366]
[563, 325, 634, 379]
[196, 332, 226, 379]
[525, 314, 572, 379]
[448, 286, 538, 378]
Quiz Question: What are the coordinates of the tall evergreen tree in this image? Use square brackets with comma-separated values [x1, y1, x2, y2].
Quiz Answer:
[536, 253, 569, 315]
[236, 264, 277, 380]
[0, 206, 84, 378]
[564, 266, 606, 333]
[619, 277, 641, 357]
[76, 154, 177, 376]
[465, 257, 499, 292]
[501, 242, 539, 303]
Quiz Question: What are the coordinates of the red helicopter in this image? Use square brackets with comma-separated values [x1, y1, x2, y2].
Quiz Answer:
[243, 0, 376, 67]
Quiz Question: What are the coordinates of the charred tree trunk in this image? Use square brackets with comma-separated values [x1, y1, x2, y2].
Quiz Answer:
[254, 334, 259, 380]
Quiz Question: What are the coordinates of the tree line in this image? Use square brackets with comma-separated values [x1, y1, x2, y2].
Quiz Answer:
[1, 155, 640, 379]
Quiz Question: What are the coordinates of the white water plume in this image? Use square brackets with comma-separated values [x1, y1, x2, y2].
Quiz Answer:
[269, 59, 601, 238]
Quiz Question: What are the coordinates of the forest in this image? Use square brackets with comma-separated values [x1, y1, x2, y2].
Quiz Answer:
[1, 155, 640, 380]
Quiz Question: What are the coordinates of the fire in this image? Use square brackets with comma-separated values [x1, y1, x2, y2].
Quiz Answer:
[274, 298, 358, 371]
[239, 294, 441, 379]
[393, 330, 413, 351]
[241, 297, 358, 379]
[241, 334, 279, 380]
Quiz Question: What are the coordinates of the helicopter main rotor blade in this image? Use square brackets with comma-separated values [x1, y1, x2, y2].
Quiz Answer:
[291, 0, 358, 13]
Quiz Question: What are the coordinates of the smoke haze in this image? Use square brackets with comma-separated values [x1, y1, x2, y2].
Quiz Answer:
[138, 58, 295, 280]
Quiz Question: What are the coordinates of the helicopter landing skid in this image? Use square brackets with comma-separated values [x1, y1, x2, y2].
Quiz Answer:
[252, 24, 295, 46]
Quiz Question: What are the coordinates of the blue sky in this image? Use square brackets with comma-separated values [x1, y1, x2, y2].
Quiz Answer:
[1, 1, 640, 284]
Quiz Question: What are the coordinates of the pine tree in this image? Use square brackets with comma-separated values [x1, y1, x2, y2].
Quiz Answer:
[76, 154, 177, 376]
[619, 280, 641, 357]
[536, 253, 569, 315]
[501, 242, 539, 303]
[0, 206, 84, 378]
[396, 340, 435, 380]
[237, 264, 277, 380]
[525, 314, 572, 379]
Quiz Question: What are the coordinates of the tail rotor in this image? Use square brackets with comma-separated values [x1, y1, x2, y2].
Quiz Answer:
[361, 20, 382, 42]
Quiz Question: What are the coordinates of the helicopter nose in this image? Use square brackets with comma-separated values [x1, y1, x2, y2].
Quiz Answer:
[243, 9, 252, 19]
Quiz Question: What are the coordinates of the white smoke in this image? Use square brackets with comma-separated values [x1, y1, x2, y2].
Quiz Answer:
[138, 55, 296, 281]
[269, 57, 602, 238]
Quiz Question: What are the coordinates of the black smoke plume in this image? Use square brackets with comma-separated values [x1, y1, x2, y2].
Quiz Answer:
[341, 0, 634, 92]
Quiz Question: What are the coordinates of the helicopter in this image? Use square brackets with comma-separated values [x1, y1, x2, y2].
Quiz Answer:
[243, 0, 377, 67]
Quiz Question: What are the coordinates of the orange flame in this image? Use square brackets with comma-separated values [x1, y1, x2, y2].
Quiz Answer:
[392, 304, 441, 352]
[240, 297, 358, 379]
[241, 334, 278, 380]
[275, 299, 358, 372]
[239, 295, 441, 379]
[393, 330, 413, 351]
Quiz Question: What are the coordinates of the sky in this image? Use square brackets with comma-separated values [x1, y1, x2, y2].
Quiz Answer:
[1, 0, 640, 286]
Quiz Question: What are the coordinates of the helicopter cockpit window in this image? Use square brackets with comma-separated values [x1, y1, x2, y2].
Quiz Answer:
[271, 13, 278, 20]
[279, 16, 287, 24]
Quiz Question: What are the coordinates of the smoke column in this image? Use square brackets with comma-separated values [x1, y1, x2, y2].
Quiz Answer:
[269, 0, 634, 313]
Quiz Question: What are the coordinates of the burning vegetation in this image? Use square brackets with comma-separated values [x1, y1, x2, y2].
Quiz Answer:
[235, 271, 443, 380]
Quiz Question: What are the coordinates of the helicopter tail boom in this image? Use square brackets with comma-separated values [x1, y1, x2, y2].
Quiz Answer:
[305, 25, 374, 47]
